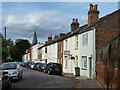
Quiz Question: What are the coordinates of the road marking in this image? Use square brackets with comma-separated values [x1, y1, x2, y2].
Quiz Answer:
[76, 82, 80, 89]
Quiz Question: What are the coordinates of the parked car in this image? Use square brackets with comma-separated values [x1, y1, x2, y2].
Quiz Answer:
[21, 62, 27, 67]
[30, 62, 36, 69]
[1, 62, 23, 81]
[44, 63, 62, 75]
[33, 63, 41, 70]
[39, 63, 47, 72]
[26, 61, 32, 68]
[0, 67, 11, 89]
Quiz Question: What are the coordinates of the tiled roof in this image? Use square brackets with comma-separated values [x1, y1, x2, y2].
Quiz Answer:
[38, 9, 120, 50]
[79, 9, 120, 34]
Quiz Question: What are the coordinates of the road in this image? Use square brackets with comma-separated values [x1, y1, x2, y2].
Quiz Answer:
[10, 67, 78, 89]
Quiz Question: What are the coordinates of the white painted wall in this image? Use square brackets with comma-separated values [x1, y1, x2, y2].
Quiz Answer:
[32, 44, 43, 63]
[63, 35, 80, 75]
[47, 43, 57, 63]
[79, 28, 95, 78]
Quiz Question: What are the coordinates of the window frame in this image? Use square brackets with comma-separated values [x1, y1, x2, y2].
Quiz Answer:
[82, 33, 88, 45]
[82, 56, 87, 69]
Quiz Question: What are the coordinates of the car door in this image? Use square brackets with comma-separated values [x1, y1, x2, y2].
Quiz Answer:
[17, 64, 22, 77]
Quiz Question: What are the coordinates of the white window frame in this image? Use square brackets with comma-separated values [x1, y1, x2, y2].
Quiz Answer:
[82, 33, 88, 45]
[82, 56, 87, 69]
[76, 35, 79, 49]
[76, 56, 78, 67]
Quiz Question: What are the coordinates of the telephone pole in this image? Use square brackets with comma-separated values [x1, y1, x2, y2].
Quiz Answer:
[4, 27, 6, 49]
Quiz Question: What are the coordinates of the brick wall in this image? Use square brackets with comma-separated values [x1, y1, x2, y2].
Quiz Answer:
[96, 34, 120, 89]
[57, 41, 63, 68]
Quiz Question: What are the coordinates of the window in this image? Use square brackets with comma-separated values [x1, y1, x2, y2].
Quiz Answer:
[65, 40, 67, 50]
[76, 56, 78, 67]
[83, 33, 88, 45]
[82, 56, 87, 68]
[76, 35, 79, 48]
[45, 47, 47, 53]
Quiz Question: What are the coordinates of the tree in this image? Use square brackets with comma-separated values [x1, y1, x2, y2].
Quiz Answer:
[10, 39, 30, 61]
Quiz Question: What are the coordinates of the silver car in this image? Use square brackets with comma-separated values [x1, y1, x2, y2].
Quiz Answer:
[0, 67, 11, 89]
[1, 62, 23, 81]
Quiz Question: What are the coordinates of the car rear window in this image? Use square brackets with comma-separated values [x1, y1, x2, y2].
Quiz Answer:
[53, 64, 61, 68]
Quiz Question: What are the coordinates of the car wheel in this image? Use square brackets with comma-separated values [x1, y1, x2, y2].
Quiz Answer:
[8, 80, 11, 88]
[20, 74, 23, 79]
[48, 70, 51, 75]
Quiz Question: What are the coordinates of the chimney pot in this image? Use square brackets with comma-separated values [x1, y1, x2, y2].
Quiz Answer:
[72, 18, 75, 23]
[76, 18, 78, 23]
[50, 34, 52, 37]
[90, 4, 93, 10]
[94, 5, 98, 10]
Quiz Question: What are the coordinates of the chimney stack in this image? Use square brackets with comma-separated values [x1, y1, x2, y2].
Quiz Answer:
[71, 18, 79, 32]
[54, 34, 59, 39]
[88, 4, 99, 26]
[48, 34, 52, 42]
[60, 33, 65, 37]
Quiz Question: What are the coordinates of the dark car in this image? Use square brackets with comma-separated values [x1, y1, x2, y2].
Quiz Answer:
[22, 62, 27, 67]
[0, 67, 11, 89]
[44, 63, 62, 75]
[26, 61, 32, 68]
[33, 63, 41, 70]
[39, 63, 47, 72]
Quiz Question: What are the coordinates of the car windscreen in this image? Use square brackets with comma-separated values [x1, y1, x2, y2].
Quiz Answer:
[36, 63, 41, 65]
[1, 63, 17, 70]
[42, 64, 47, 66]
[31, 62, 35, 65]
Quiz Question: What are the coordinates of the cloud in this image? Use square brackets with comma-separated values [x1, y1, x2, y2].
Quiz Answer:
[2, 10, 69, 43]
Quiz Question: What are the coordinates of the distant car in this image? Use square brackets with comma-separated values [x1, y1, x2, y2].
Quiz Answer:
[1, 62, 23, 81]
[26, 61, 32, 68]
[44, 63, 62, 75]
[33, 63, 41, 70]
[21, 62, 27, 67]
[39, 63, 47, 72]
[30, 62, 36, 69]
[0, 67, 11, 89]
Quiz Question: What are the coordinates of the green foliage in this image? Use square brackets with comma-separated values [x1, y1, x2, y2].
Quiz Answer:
[10, 39, 30, 61]
[2, 47, 8, 60]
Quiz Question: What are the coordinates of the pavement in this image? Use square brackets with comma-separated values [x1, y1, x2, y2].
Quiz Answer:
[63, 73, 103, 88]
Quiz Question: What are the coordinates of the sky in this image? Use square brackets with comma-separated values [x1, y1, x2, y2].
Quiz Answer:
[2, 2, 119, 44]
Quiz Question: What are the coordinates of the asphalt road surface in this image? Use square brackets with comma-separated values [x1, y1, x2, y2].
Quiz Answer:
[10, 67, 78, 89]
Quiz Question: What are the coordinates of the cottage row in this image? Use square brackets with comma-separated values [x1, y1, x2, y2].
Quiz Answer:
[23, 4, 120, 82]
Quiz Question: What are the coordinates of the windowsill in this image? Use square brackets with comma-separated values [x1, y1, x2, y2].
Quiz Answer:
[82, 44, 88, 46]
[64, 67, 67, 69]
[75, 48, 78, 50]
[81, 68, 87, 70]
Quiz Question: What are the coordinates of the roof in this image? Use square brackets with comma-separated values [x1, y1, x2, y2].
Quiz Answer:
[78, 9, 120, 34]
[38, 9, 120, 50]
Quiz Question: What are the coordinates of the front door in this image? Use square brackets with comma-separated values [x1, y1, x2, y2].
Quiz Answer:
[89, 57, 92, 78]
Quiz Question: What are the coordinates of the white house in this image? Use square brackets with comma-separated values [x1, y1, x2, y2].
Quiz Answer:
[79, 27, 96, 78]
[31, 44, 43, 63]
